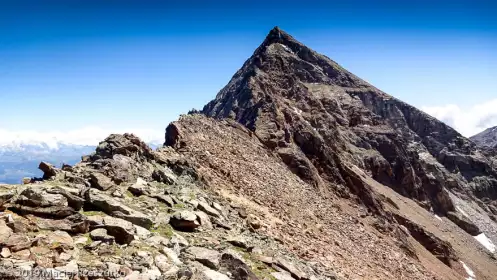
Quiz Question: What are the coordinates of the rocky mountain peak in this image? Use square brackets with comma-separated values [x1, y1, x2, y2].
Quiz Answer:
[2, 27, 497, 280]
[257, 26, 302, 52]
[200, 26, 497, 256]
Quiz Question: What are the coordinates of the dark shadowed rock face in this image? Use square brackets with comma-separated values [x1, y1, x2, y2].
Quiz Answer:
[202, 27, 497, 216]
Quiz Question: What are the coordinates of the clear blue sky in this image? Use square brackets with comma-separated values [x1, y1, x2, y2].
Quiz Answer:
[0, 0, 496, 143]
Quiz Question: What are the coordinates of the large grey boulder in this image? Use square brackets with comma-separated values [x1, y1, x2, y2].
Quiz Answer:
[185, 247, 220, 270]
[102, 216, 135, 244]
[170, 210, 200, 231]
[89, 173, 115, 191]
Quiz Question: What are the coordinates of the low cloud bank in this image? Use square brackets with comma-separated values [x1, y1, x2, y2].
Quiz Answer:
[421, 99, 497, 137]
[0, 126, 164, 149]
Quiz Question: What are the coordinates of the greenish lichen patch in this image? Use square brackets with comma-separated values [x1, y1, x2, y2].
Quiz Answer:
[151, 224, 174, 238]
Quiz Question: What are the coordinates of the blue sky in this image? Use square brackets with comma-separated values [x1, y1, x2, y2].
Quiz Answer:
[0, 0, 496, 144]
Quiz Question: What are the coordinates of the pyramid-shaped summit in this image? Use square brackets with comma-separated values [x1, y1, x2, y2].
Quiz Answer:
[202, 27, 497, 216]
[203, 27, 371, 122]
[160, 27, 497, 279]
[3, 27, 497, 280]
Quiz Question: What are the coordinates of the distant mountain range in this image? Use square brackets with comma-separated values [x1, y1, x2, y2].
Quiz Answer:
[0, 142, 95, 184]
[471, 126, 497, 149]
[0, 139, 162, 184]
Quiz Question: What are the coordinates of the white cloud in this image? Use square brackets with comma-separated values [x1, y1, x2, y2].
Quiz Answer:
[0, 126, 164, 148]
[421, 99, 497, 137]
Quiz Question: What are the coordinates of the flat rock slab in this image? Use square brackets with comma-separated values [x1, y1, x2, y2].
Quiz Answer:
[89, 173, 115, 191]
[85, 188, 153, 229]
[275, 257, 308, 280]
[185, 246, 220, 270]
[197, 201, 221, 217]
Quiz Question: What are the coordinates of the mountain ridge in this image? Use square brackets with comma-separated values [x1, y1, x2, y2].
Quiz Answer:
[201, 26, 495, 211]
[1, 27, 497, 280]
[471, 126, 497, 149]
[196, 26, 497, 278]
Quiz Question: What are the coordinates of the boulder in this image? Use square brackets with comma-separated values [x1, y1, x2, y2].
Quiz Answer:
[89, 173, 115, 191]
[85, 188, 153, 229]
[272, 272, 295, 280]
[16, 188, 68, 208]
[275, 257, 309, 280]
[10, 187, 76, 218]
[219, 251, 259, 280]
[0, 247, 11, 258]
[151, 194, 175, 207]
[446, 211, 481, 235]
[113, 211, 153, 230]
[170, 210, 200, 231]
[195, 211, 213, 230]
[212, 202, 223, 213]
[0, 219, 13, 241]
[90, 228, 115, 244]
[46, 230, 74, 250]
[128, 177, 150, 196]
[0, 190, 14, 206]
[93, 133, 155, 161]
[39, 161, 58, 179]
[197, 201, 221, 217]
[185, 247, 221, 270]
[154, 254, 174, 273]
[212, 217, 232, 230]
[12, 249, 31, 261]
[46, 186, 85, 210]
[10, 204, 76, 218]
[102, 216, 135, 244]
[134, 225, 152, 239]
[226, 236, 251, 249]
[2, 234, 32, 252]
[152, 167, 177, 184]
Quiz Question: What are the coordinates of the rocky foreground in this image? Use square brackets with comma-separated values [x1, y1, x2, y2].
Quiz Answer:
[1, 134, 326, 280]
[1, 27, 497, 280]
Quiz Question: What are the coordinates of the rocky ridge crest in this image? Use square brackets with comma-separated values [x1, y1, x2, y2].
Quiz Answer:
[1, 133, 328, 280]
